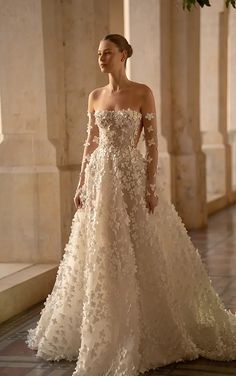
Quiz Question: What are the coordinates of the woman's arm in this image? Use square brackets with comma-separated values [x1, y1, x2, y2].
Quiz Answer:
[75, 91, 99, 194]
[140, 85, 159, 211]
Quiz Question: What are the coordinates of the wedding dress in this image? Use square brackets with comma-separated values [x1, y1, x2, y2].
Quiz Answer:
[26, 107, 236, 376]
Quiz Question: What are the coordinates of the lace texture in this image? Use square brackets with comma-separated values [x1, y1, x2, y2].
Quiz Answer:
[26, 109, 236, 376]
[142, 111, 158, 198]
[75, 111, 100, 194]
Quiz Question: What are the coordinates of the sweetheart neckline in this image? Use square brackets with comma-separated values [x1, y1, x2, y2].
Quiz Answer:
[91, 108, 142, 117]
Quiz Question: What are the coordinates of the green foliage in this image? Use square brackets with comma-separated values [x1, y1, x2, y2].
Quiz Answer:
[225, 0, 236, 7]
[183, 0, 236, 11]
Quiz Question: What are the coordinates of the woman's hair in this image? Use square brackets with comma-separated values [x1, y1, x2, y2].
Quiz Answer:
[101, 34, 133, 68]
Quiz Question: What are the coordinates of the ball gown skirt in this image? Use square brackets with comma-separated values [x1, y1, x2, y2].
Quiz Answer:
[26, 109, 236, 376]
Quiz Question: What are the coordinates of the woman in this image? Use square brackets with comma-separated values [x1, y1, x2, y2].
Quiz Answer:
[74, 35, 158, 216]
[26, 34, 236, 376]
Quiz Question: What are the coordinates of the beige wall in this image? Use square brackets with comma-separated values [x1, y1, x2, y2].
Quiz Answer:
[228, 6, 236, 192]
[125, 0, 207, 228]
[0, 0, 60, 263]
[0, 0, 111, 262]
[0, 0, 235, 264]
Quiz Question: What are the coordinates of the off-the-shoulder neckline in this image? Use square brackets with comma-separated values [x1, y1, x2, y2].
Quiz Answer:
[88, 108, 142, 117]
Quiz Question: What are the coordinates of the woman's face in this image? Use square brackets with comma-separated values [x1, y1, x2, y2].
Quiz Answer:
[98, 40, 125, 73]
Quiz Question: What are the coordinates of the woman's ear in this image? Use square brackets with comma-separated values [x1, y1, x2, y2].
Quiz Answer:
[121, 50, 128, 62]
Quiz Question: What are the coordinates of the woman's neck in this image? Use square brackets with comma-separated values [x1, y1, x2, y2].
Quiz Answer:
[107, 72, 130, 92]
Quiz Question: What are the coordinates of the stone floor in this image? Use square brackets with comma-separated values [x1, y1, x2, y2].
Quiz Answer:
[1, 203, 236, 375]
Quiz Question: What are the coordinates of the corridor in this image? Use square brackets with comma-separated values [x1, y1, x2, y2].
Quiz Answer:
[0, 203, 236, 376]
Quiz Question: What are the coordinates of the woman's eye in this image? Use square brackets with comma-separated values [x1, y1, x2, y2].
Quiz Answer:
[98, 51, 111, 57]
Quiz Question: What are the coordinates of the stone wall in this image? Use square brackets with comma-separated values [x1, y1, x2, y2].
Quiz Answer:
[0, 0, 235, 263]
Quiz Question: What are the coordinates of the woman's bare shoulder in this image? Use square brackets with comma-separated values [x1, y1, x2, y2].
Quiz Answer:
[129, 81, 153, 96]
[89, 86, 107, 100]
[87, 86, 107, 111]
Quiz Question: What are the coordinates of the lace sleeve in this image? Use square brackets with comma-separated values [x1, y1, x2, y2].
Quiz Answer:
[141, 87, 158, 198]
[75, 110, 99, 195]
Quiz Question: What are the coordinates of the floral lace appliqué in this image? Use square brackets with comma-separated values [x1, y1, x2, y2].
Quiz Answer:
[144, 112, 155, 121]
[26, 109, 236, 376]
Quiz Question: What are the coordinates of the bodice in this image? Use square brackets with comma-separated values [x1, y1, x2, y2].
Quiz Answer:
[94, 109, 142, 150]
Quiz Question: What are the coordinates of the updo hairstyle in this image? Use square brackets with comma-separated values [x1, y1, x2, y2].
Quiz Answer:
[102, 34, 133, 68]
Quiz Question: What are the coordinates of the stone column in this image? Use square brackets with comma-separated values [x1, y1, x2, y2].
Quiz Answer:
[0, 0, 111, 262]
[228, 6, 236, 200]
[109, 0, 123, 35]
[200, 0, 231, 208]
[123, 0, 173, 200]
[0, 0, 60, 262]
[59, 0, 109, 248]
[170, 2, 207, 228]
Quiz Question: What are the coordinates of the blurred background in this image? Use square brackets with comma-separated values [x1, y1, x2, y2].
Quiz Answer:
[0, 0, 235, 322]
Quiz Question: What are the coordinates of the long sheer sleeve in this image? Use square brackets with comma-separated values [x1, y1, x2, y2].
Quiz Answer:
[141, 86, 158, 199]
[75, 108, 99, 195]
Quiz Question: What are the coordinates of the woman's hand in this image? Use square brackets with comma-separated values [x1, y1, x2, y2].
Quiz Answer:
[74, 187, 83, 210]
[145, 189, 158, 214]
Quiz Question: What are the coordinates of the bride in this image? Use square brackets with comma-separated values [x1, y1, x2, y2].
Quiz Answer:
[26, 34, 236, 376]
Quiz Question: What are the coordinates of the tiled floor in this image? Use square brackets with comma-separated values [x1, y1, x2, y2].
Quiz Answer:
[1, 203, 236, 375]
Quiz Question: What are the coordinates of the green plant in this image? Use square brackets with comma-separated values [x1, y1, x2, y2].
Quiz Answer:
[183, 0, 236, 11]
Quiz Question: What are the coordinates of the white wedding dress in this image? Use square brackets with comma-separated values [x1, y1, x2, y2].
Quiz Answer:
[26, 108, 236, 376]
